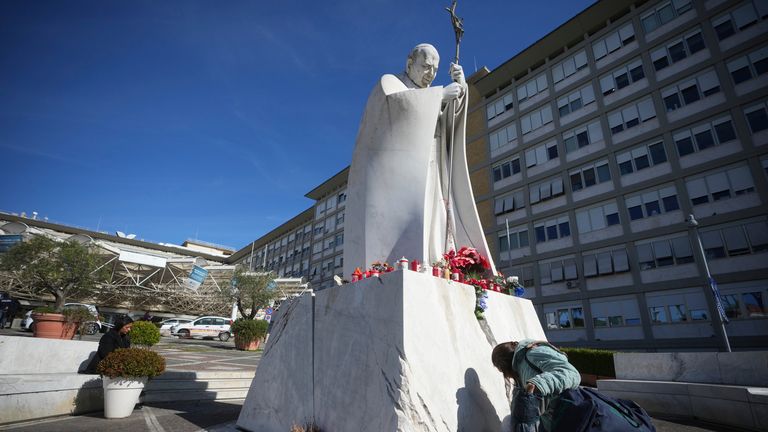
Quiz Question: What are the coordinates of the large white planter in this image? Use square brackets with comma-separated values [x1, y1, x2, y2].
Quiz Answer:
[102, 376, 148, 418]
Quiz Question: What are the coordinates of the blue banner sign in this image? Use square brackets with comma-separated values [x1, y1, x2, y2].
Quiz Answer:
[184, 265, 209, 290]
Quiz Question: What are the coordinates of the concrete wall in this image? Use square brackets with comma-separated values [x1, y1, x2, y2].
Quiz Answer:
[0, 336, 103, 424]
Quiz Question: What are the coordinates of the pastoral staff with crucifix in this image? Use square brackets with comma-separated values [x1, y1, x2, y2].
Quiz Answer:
[343, 1, 496, 279]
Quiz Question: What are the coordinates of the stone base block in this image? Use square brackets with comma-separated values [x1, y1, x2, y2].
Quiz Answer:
[237, 270, 545, 432]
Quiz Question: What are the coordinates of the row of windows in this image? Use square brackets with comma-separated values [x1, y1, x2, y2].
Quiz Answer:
[641, 0, 693, 34]
[488, 48, 764, 158]
[487, 0, 765, 135]
[662, 69, 721, 112]
[496, 152, 762, 227]
[651, 27, 706, 72]
[701, 221, 768, 259]
[713, 0, 768, 42]
[545, 289, 765, 332]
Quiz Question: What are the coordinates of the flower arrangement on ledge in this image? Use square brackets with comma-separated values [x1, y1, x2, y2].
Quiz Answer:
[349, 247, 526, 320]
[443, 247, 525, 320]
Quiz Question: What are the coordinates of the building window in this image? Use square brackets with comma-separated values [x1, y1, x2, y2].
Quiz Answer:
[489, 123, 518, 153]
[539, 258, 578, 284]
[521, 106, 554, 135]
[674, 115, 737, 157]
[494, 190, 526, 216]
[546, 306, 585, 329]
[727, 46, 768, 86]
[516, 73, 548, 103]
[636, 235, 694, 270]
[700, 220, 768, 259]
[592, 22, 636, 61]
[583, 248, 630, 277]
[563, 120, 604, 153]
[498, 225, 530, 252]
[524, 141, 558, 168]
[576, 201, 620, 234]
[712, 1, 768, 41]
[745, 101, 768, 134]
[742, 292, 766, 317]
[661, 69, 721, 112]
[552, 49, 589, 83]
[492, 156, 522, 182]
[529, 176, 565, 204]
[534, 215, 571, 243]
[607, 97, 656, 135]
[557, 84, 596, 118]
[337, 192, 347, 203]
[569, 159, 611, 192]
[625, 185, 680, 220]
[599, 58, 646, 96]
[487, 91, 514, 121]
[650, 27, 706, 71]
[685, 165, 755, 206]
[641, 0, 693, 34]
[617, 140, 667, 175]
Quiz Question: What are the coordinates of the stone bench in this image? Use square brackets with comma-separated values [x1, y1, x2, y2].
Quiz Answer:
[598, 379, 768, 431]
[597, 351, 768, 431]
[0, 335, 102, 424]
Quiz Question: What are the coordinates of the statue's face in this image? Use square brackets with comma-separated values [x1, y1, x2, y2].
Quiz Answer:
[407, 49, 439, 88]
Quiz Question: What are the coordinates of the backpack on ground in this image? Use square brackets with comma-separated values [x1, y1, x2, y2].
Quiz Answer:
[548, 387, 656, 432]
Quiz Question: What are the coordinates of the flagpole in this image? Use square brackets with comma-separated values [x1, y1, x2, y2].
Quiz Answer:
[687, 214, 731, 352]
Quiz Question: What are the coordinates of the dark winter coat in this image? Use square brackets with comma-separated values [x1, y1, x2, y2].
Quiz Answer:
[81, 330, 131, 374]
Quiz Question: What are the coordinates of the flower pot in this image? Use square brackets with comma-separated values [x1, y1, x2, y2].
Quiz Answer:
[102, 376, 147, 418]
[31, 312, 77, 340]
[235, 336, 262, 351]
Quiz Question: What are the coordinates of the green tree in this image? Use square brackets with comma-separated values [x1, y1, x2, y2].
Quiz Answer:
[229, 267, 278, 319]
[0, 236, 108, 312]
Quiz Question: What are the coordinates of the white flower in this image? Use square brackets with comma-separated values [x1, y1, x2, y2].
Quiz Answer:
[506, 276, 518, 284]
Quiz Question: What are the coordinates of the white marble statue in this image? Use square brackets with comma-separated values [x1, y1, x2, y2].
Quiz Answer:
[343, 43, 496, 278]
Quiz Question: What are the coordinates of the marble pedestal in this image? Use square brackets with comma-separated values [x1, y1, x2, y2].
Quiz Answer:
[237, 270, 546, 432]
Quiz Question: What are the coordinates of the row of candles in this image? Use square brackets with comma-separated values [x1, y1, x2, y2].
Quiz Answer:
[350, 257, 466, 283]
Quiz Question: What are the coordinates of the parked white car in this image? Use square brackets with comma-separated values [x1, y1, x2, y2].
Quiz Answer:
[171, 316, 232, 341]
[158, 318, 192, 336]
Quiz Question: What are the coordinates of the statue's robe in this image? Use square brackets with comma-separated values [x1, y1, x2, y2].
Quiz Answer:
[342, 74, 496, 278]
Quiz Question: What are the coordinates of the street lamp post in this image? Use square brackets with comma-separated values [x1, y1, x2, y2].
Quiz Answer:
[687, 214, 732, 352]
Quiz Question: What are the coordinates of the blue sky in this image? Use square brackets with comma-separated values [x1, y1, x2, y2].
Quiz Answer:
[0, 0, 594, 250]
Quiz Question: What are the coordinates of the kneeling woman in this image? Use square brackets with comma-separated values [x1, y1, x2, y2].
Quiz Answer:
[492, 340, 580, 431]
[81, 316, 134, 374]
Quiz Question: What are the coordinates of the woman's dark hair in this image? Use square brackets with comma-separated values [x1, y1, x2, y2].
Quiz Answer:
[492, 341, 519, 378]
[112, 316, 134, 332]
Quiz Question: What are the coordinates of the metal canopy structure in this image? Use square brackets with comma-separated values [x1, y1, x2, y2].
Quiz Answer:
[0, 220, 236, 316]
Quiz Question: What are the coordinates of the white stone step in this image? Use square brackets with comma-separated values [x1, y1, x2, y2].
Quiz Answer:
[143, 370, 255, 403]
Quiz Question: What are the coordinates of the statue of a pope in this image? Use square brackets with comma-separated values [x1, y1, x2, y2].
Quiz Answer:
[343, 43, 496, 278]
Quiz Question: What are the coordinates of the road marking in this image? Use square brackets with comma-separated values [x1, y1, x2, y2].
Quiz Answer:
[142, 406, 167, 432]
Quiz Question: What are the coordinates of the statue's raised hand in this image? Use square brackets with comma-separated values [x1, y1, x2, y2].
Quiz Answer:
[450, 63, 465, 85]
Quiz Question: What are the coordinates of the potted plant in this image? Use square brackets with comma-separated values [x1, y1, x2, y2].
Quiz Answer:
[129, 320, 161, 347]
[97, 348, 166, 418]
[0, 236, 109, 339]
[231, 318, 269, 351]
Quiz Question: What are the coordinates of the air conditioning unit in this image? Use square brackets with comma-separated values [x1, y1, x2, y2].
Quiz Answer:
[566, 281, 580, 289]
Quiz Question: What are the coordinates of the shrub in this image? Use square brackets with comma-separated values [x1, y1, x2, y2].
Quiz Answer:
[33, 306, 56, 314]
[231, 318, 269, 343]
[62, 306, 96, 323]
[97, 348, 166, 378]
[561, 348, 616, 377]
[130, 320, 161, 347]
